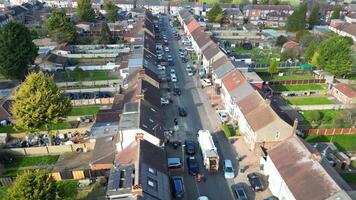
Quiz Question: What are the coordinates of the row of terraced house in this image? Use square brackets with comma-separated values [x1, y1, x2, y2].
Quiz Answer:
[178, 9, 354, 200]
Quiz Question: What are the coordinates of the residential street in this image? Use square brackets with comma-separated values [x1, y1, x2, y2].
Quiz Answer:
[162, 16, 237, 200]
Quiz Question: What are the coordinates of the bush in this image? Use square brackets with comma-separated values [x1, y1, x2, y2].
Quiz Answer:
[222, 123, 236, 138]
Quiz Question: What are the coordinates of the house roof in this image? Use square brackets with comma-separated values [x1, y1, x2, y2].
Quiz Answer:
[228, 81, 255, 102]
[237, 91, 264, 116]
[335, 23, 356, 37]
[190, 26, 205, 39]
[203, 44, 221, 60]
[244, 102, 275, 132]
[267, 135, 352, 200]
[221, 69, 246, 91]
[196, 33, 213, 50]
[89, 135, 118, 168]
[0, 100, 13, 121]
[144, 32, 156, 55]
[282, 40, 299, 49]
[214, 60, 235, 79]
[334, 83, 356, 98]
[90, 122, 119, 139]
[126, 67, 159, 87]
[46, 53, 68, 65]
[187, 19, 200, 33]
[123, 79, 160, 107]
[95, 109, 120, 123]
[250, 4, 292, 11]
[212, 56, 229, 70]
[112, 94, 125, 111]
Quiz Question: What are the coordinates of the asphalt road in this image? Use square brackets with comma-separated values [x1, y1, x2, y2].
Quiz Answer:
[161, 15, 236, 200]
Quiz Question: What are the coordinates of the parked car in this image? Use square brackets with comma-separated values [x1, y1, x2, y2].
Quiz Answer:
[217, 111, 229, 123]
[171, 176, 185, 199]
[185, 46, 194, 52]
[199, 68, 205, 78]
[247, 173, 266, 192]
[197, 197, 209, 200]
[187, 68, 194, 76]
[178, 107, 187, 117]
[173, 86, 181, 96]
[171, 75, 177, 82]
[157, 65, 166, 71]
[161, 97, 170, 105]
[164, 46, 170, 52]
[223, 159, 234, 179]
[201, 79, 212, 88]
[168, 157, 182, 169]
[185, 140, 195, 155]
[232, 186, 248, 200]
[187, 156, 199, 176]
[170, 69, 176, 76]
[181, 57, 188, 63]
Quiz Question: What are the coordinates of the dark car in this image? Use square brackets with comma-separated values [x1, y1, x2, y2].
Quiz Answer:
[171, 176, 184, 199]
[247, 173, 266, 192]
[178, 107, 187, 117]
[232, 186, 248, 200]
[185, 140, 195, 155]
[186, 156, 199, 176]
[181, 57, 188, 63]
[173, 87, 181, 96]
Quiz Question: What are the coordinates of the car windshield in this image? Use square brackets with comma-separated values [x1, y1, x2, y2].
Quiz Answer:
[252, 177, 262, 187]
[237, 189, 245, 197]
[225, 167, 233, 172]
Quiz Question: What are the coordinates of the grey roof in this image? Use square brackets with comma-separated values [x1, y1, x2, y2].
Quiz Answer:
[90, 122, 119, 139]
[203, 44, 221, 60]
[144, 32, 156, 55]
[214, 60, 235, 78]
[229, 81, 255, 102]
[89, 136, 117, 167]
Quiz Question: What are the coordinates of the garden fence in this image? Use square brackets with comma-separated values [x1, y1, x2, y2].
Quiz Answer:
[303, 128, 356, 135]
[267, 79, 326, 86]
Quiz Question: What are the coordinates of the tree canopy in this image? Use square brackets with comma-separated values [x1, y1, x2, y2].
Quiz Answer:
[207, 4, 224, 23]
[330, 5, 341, 20]
[6, 170, 57, 200]
[104, 0, 118, 22]
[99, 21, 113, 45]
[286, 3, 307, 32]
[45, 9, 76, 43]
[77, 0, 96, 21]
[303, 41, 318, 62]
[276, 35, 288, 46]
[11, 71, 72, 131]
[313, 36, 352, 76]
[268, 58, 279, 75]
[308, 4, 320, 28]
[0, 22, 37, 80]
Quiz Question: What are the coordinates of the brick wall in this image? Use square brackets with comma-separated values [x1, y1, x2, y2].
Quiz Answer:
[303, 128, 356, 135]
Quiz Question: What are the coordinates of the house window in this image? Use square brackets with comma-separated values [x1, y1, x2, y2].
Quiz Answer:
[148, 167, 156, 175]
[147, 178, 158, 190]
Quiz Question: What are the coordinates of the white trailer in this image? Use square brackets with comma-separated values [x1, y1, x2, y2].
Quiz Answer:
[197, 130, 219, 172]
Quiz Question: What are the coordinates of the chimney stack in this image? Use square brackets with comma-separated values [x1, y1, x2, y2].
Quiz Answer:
[135, 133, 144, 141]
[292, 118, 298, 135]
[131, 184, 143, 196]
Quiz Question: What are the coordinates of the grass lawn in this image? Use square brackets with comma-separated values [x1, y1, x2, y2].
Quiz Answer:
[261, 74, 314, 81]
[351, 160, 356, 169]
[286, 97, 334, 105]
[299, 109, 339, 129]
[234, 47, 281, 64]
[0, 187, 8, 199]
[271, 84, 325, 91]
[304, 135, 356, 152]
[1, 169, 25, 177]
[346, 74, 356, 80]
[340, 173, 356, 184]
[3, 155, 59, 168]
[60, 70, 118, 82]
[69, 106, 100, 116]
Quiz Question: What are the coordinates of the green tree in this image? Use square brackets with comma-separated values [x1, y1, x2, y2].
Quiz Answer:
[45, 9, 76, 43]
[311, 51, 320, 68]
[11, 71, 72, 132]
[315, 36, 352, 77]
[77, 0, 95, 21]
[207, 4, 223, 23]
[303, 41, 318, 62]
[308, 4, 320, 28]
[268, 58, 279, 75]
[330, 5, 341, 20]
[0, 22, 37, 80]
[215, 13, 224, 23]
[271, 0, 280, 5]
[286, 3, 307, 32]
[259, 0, 268, 4]
[276, 35, 288, 46]
[104, 0, 118, 22]
[99, 21, 113, 45]
[252, 0, 258, 4]
[309, 111, 321, 123]
[6, 170, 57, 200]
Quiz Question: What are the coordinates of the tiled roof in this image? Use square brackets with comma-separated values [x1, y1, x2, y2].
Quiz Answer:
[335, 23, 356, 36]
[214, 60, 235, 79]
[251, 4, 292, 10]
[221, 69, 246, 91]
[282, 40, 299, 49]
[334, 83, 356, 98]
[203, 44, 221, 60]
[212, 56, 229, 70]
[267, 135, 352, 200]
[95, 109, 120, 123]
[244, 103, 275, 131]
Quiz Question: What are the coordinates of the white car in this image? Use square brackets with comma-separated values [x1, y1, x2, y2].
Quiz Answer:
[157, 65, 166, 71]
[170, 69, 176, 76]
[201, 79, 212, 88]
[197, 196, 209, 200]
[160, 97, 170, 105]
[185, 46, 194, 52]
[223, 159, 234, 179]
[217, 111, 228, 123]
[165, 46, 170, 52]
[171, 75, 177, 82]
[187, 68, 194, 76]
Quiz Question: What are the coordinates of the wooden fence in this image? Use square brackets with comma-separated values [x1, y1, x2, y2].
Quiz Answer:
[303, 128, 356, 135]
[0, 169, 108, 186]
[268, 79, 326, 86]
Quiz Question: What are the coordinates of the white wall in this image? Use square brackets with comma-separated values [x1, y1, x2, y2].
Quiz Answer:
[120, 129, 160, 150]
[261, 156, 296, 200]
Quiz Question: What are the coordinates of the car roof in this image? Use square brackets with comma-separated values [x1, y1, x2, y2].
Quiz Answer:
[168, 157, 181, 164]
[224, 159, 232, 167]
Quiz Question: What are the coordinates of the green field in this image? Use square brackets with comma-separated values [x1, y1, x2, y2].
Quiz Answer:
[261, 74, 314, 81]
[234, 47, 281, 64]
[271, 84, 325, 91]
[57, 180, 78, 200]
[3, 155, 59, 168]
[340, 173, 356, 184]
[286, 97, 334, 105]
[300, 109, 339, 129]
[60, 70, 118, 82]
[69, 106, 100, 116]
[0, 121, 78, 134]
[304, 135, 356, 152]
